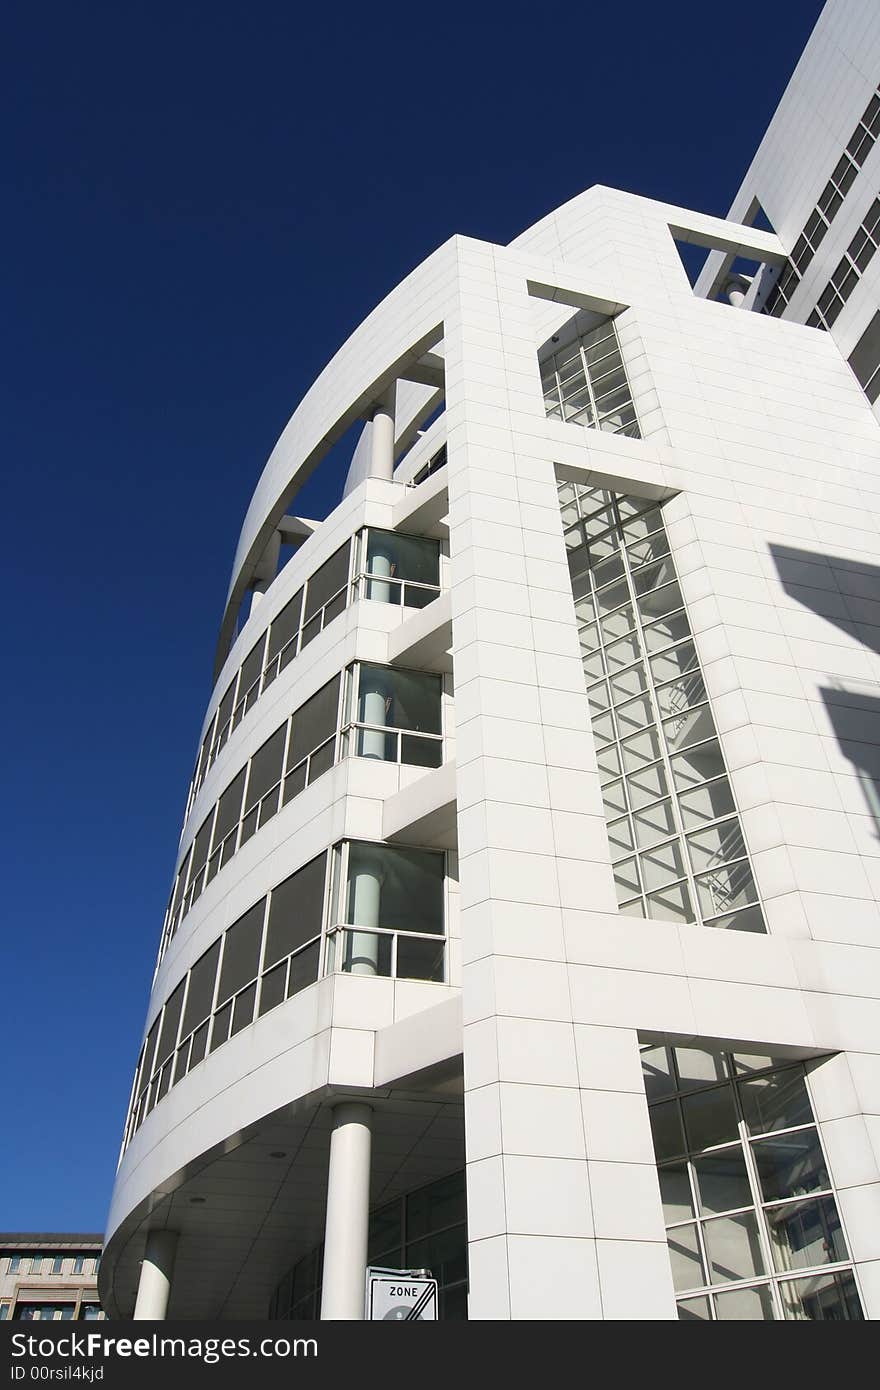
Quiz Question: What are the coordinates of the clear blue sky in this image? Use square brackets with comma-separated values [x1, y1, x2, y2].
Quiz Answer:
[1, 0, 824, 1231]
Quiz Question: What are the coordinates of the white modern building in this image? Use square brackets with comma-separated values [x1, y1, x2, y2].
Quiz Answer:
[101, 0, 880, 1321]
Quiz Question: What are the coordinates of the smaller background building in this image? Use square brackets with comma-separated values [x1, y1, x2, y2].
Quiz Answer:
[0, 1236, 104, 1321]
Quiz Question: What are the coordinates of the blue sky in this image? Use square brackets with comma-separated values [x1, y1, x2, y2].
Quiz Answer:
[0, 0, 824, 1231]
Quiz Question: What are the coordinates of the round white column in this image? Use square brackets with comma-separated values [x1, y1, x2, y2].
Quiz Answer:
[348, 847, 382, 976]
[366, 542, 394, 603]
[320, 1103, 373, 1321]
[359, 669, 391, 761]
[723, 275, 752, 307]
[133, 1229, 178, 1320]
[368, 391, 395, 482]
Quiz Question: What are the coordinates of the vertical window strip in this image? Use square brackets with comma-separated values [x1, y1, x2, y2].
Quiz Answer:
[558, 481, 765, 934]
[807, 195, 880, 330]
[762, 85, 880, 317]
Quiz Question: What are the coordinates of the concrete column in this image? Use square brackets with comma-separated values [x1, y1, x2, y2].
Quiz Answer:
[368, 389, 395, 481]
[250, 531, 282, 612]
[133, 1229, 178, 1320]
[359, 668, 391, 760]
[723, 275, 752, 307]
[320, 1103, 373, 1320]
[348, 846, 382, 976]
[366, 540, 395, 602]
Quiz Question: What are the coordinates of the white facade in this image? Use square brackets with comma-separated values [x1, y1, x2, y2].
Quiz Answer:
[102, 1, 880, 1321]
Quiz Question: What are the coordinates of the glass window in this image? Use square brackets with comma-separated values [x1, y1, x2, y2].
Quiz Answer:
[540, 319, 641, 438]
[667, 1223, 703, 1292]
[779, 1270, 863, 1321]
[704, 1210, 764, 1286]
[265, 854, 327, 968]
[766, 1196, 847, 1272]
[681, 1085, 739, 1151]
[345, 844, 444, 935]
[141, 1018, 160, 1089]
[643, 1045, 864, 1320]
[181, 940, 221, 1038]
[156, 981, 185, 1066]
[694, 1149, 751, 1215]
[245, 728, 286, 813]
[212, 768, 246, 846]
[366, 530, 439, 588]
[217, 902, 265, 1004]
[356, 666, 441, 735]
[396, 934, 445, 981]
[714, 1285, 775, 1320]
[752, 1129, 829, 1203]
[288, 676, 340, 769]
[236, 636, 265, 712]
[649, 1099, 685, 1161]
[188, 813, 215, 887]
[848, 310, 880, 404]
[303, 542, 351, 623]
[659, 1161, 694, 1224]
[266, 590, 303, 664]
[677, 1295, 711, 1320]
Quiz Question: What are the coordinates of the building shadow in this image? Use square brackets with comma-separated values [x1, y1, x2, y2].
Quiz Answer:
[769, 543, 880, 839]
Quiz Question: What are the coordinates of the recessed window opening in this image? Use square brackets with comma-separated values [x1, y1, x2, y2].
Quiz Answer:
[353, 527, 441, 608]
[763, 87, 880, 319]
[558, 480, 765, 934]
[327, 841, 446, 983]
[539, 314, 640, 438]
[641, 1042, 864, 1321]
[343, 663, 443, 768]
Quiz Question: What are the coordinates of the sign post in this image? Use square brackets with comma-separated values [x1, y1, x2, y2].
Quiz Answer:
[365, 1267, 438, 1321]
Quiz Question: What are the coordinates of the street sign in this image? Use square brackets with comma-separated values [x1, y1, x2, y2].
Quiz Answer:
[365, 1267, 438, 1320]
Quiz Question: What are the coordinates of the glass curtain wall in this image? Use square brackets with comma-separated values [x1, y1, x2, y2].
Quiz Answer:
[559, 481, 765, 934]
[642, 1044, 864, 1320]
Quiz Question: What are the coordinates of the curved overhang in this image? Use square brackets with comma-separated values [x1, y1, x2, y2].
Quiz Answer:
[102, 990, 463, 1319]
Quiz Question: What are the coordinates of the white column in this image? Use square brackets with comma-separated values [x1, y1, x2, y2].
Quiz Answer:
[368, 389, 395, 481]
[133, 1229, 178, 1320]
[366, 541, 395, 603]
[320, 1103, 373, 1320]
[348, 847, 382, 976]
[359, 669, 391, 761]
[250, 531, 282, 612]
[723, 275, 751, 307]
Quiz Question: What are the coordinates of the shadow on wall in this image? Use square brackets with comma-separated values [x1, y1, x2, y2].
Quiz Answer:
[770, 543, 880, 840]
